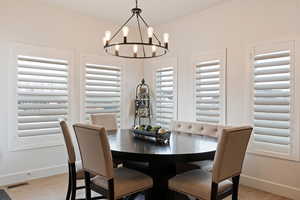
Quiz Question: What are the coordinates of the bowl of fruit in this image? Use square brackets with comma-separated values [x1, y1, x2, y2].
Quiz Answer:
[131, 125, 171, 144]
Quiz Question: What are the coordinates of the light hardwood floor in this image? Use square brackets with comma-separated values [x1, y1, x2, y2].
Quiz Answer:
[3, 174, 290, 200]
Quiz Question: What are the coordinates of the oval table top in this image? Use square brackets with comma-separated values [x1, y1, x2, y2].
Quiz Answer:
[108, 129, 218, 162]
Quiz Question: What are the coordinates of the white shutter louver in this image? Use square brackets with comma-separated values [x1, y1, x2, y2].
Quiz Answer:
[252, 49, 293, 155]
[84, 63, 121, 126]
[155, 67, 174, 128]
[17, 55, 69, 137]
[195, 59, 224, 124]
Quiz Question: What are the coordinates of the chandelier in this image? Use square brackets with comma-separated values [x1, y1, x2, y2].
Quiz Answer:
[102, 0, 169, 59]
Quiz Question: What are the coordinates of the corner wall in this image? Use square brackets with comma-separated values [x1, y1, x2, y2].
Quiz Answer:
[143, 0, 300, 199]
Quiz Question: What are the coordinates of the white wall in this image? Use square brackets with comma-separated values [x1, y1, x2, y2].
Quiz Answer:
[0, 0, 143, 185]
[144, 0, 300, 199]
[1, 0, 300, 198]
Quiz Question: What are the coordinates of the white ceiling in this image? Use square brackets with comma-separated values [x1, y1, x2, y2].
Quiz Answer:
[38, 0, 227, 25]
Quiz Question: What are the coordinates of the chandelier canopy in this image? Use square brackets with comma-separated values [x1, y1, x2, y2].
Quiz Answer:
[102, 0, 169, 59]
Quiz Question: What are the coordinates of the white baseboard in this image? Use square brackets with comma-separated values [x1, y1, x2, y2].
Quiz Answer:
[0, 164, 68, 186]
[241, 174, 300, 200]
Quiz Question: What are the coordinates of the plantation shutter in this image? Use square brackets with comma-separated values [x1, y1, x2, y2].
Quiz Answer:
[155, 67, 175, 128]
[84, 63, 121, 125]
[195, 57, 226, 124]
[17, 56, 69, 137]
[252, 47, 293, 155]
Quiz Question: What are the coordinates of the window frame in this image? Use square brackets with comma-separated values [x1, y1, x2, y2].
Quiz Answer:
[192, 50, 227, 125]
[247, 40, 299, 161]
[146, 58, 178, 128]
[8, 43, 75, 151]
[155, 67, 175, 128]
[80, 55, 124, 128]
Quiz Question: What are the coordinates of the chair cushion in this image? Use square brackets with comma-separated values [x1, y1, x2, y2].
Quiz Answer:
[92, 167, 153, 199]
[169, 169, 232, 200]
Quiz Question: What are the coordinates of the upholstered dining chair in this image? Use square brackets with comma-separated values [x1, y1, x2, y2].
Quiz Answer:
[170, 120, 224, 138]
[60, 120, 102, 200]
[171, 120, 225, 172]
[90, 113, 118, 131]
[73, 123, 153, 200]
[90, 113, 122, 168]
[90, 113, 149, 173]
[168, 126, 253, 200]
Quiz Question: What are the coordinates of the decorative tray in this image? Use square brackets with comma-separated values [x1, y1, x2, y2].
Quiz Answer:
[130, 129, 171, 144]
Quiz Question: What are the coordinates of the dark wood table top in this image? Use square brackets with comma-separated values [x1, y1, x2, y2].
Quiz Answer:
[108, 129, 218, 162]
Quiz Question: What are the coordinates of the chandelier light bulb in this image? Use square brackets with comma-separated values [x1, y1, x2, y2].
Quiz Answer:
[133, 45, 138, 53]
[164, 33, 169, 49]
[152, 45, 157, 56]
[105, 30, 111, 41]
[133, 45, 138, 57]
[163, 33, 169, 43]
[122, 26, 129, 43]
[122, 26, 129, 37]
[147, 27, 154, 38]
[148, 27, 154, 44]
[115, 45, 120, 56]
[152, 45, 157, 52]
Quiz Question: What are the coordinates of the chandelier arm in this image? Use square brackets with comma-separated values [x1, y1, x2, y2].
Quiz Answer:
[136, 15, 146, 57]
[138, 14, 162, 45]
[109, 13, 135, 42]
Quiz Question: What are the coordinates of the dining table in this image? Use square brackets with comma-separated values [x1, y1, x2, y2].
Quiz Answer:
[107, 129, 218, 200]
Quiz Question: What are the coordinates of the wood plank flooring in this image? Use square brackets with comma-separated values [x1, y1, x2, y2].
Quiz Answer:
[2, 174, 290, 200]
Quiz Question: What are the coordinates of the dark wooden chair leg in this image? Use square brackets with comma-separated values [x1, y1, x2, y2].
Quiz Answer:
[70, 164, 77, 200]
[167, 189, 175, 200]
[211, 182, 218, 200]
[232, 176, 240, 200]
[84, 171, 92, 200]
[66, 164, 72, 200]
[108, 179, 115, 200]
[145, 189, 151, 200]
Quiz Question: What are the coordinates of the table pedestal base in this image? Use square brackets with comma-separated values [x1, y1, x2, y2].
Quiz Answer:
[147, 160, 190, 200]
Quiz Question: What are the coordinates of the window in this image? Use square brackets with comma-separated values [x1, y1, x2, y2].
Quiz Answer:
[83, 62, 121, 126]
[249, 41, 299, 160]
[155, 67, 175, 128]
[9, 44, 73, 150]
[194, 51, 227, 124]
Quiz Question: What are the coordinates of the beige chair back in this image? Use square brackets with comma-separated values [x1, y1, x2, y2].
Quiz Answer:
[171, 120, 225, 138]
[170, 120, 193, 134]
[73, 124, 114, 179]
[90, 113, 118, 131]
[192, 123, 224, 138]
[212, 126, 252, 183]
[60, 120, 76, 163]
